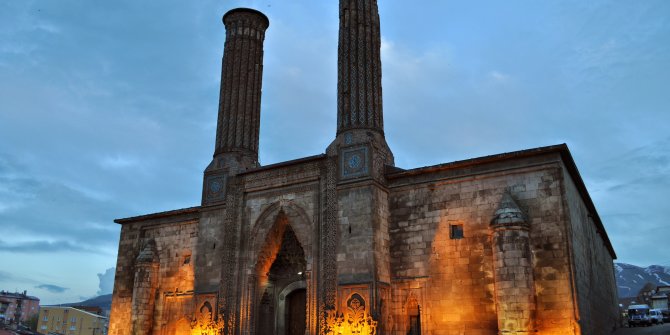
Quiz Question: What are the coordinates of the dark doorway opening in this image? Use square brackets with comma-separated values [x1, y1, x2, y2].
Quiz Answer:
[408, 315, 421, 335]
[408, 302, 421, 335]
[285, 288, 306, 335]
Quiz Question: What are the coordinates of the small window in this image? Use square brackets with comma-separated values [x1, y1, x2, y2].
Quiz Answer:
[450, 224, 463, 239]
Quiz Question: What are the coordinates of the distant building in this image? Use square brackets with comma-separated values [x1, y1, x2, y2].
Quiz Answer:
[67, 306, 103, 316]
[0, 290, 40, 324]
[651, 285, 670, 310]
[37, 306, 107, 335]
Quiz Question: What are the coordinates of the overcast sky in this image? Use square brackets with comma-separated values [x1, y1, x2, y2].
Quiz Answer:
[1, 0, 668, 305]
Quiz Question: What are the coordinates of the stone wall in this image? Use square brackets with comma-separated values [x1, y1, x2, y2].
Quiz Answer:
[109, 210, 199, 335]
[194, 208, 226, 293]
[145, 221, 198, 335]
[337, 184, 377, 284]
[387, 153, 580, 334]
[109, 148, 618, 335]
[109, 222, 142, 335]
[561, 165, 618, 334]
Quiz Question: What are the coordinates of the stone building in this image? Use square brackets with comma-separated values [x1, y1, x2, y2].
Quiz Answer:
[109, 2, 619, 335]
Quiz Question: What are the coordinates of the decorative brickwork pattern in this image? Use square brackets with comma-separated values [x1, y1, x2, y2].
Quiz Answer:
[215, 9, 268, 159]
[337, 0, 384, 134]
[321, 157, 339, 316]
[219, 176, 243, 334]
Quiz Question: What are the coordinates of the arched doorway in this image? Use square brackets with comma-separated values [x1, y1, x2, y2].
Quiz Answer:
[254, 220, 307, 335]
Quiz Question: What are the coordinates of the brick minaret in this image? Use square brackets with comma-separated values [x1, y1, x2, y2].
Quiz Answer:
[211, 8, 269, 173]
[202, 8, 268, 206]
[337, 0, 384, 135]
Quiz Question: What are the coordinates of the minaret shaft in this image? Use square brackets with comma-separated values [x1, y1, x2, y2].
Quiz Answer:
[213, 9, 269, 166]
[337, 0, 384, 134]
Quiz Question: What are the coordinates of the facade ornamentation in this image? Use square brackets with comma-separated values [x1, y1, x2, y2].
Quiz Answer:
[322, 296, 378, 335]
[190, 309, 224, 335]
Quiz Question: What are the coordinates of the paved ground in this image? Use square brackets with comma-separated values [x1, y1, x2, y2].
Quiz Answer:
[0, 329, 16, 335]
[614, 323, 670, 334]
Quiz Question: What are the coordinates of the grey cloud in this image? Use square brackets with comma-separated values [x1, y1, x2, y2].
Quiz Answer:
[36, 284, 69, 294]
[96, 268, 115, 296]
[0, 271, 36, 284]
[0, 161, 121, 254]
[0, 271, 15, 282]
[0, 240, 99, 254]
[585, 138, 670, 265]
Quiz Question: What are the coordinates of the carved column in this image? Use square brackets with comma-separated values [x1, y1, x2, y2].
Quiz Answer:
[131, 241, 159, 335]
[490, 193, 536, 334]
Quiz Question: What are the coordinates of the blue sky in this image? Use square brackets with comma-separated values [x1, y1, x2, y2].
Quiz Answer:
[1, 0, 669, 304]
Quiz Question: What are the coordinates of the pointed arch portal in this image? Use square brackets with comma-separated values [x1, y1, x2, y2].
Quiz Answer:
[249, 205, 313, 335]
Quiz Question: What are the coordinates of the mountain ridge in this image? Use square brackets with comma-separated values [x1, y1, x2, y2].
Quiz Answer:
[615, 263, 670, 298]
[63, 293, 112, 314]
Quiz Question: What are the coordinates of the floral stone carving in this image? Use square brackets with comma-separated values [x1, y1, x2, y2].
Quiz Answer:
[322, 294, 378, 335]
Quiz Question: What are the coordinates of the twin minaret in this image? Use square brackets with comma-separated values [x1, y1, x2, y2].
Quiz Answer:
[208, 8, 269, 177]
[337, 0, 385, 135]
[206, 0, 386, 185]
[202, 8, 269, 205]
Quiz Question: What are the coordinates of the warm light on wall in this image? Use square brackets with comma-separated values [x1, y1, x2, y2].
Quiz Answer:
[322, 297, 377, 335]
[189, 311, 224, 335]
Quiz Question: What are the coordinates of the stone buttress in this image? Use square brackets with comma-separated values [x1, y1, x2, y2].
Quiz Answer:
[131, 241, 159, 335]
[490, 193, 537, 334]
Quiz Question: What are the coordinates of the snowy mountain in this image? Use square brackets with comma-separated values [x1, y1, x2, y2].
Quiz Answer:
[615, 263, 670, 298]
